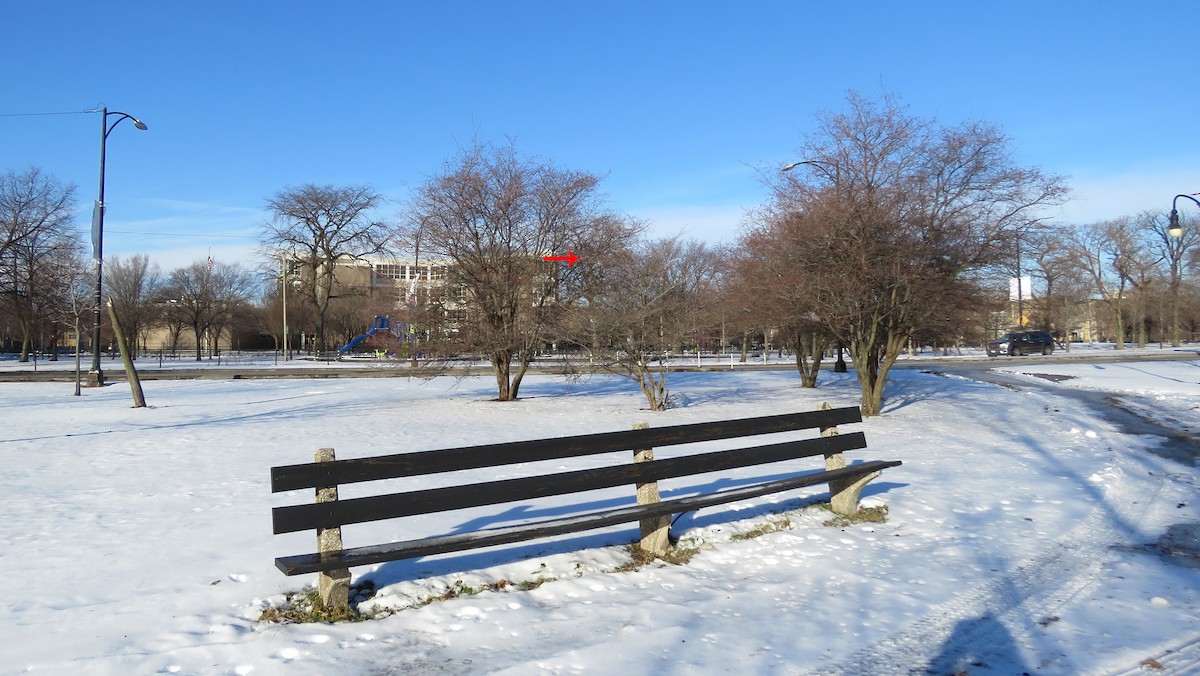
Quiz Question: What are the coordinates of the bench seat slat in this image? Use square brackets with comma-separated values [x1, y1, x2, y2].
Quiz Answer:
[271, 407, 863, 492]
[275, 459, 902, 575]
[272, 432, 867, 534]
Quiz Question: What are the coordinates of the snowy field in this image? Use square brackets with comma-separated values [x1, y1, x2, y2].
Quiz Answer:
[2, 357, 1199, 675]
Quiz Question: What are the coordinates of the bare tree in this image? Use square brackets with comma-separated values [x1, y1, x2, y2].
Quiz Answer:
[259, 267, 314, 356]
[735, 211, 834, 386]
[0, 168, 78, 360]
[261, 184, 390, 355]
[762, 92, 1066, 415]
[1, 168, 75, 261]
[406, 140, 637, 400]
[714, 245, 769, 365]
[105, 254, 161, 358]
[569, 237, 718, 410]
[59, 252, 94, 394]
[1063, 218, 1149, 347]
[1143, 210, 1199, 346]
[1026, 225, 1092, 348]
[163, 260, 257, 360]
[1, 212, 81, 361]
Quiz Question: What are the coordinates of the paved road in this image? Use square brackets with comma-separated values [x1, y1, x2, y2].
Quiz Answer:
[938, 362, 1200, 466]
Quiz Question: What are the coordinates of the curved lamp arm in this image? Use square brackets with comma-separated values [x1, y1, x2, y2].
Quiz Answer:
[105, 109, 149, 137]
[781, 159, 838, 182]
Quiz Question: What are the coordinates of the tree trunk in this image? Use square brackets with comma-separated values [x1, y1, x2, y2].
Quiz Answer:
[1171, 282, 1182, 347]
[848, 327, 904, 417]
[636, 365, 669, 411]
[509, 352, 533, 401]
[1111, 305, 1125, 349]
[314, 312, 327, 356]
[73, 313, 83, 396]
[794, 330, 829, 388]
[108, 298, 146, 408]
[855, 348, 882, 416]
[491, 350, 513, 400]
[193, 324, 204, 361]
[169, 327, 182, 357]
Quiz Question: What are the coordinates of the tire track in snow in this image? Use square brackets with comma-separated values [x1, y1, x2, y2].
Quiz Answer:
[799, 502, 1120, 675]
[1104, 634, 1200, 675]
[804, 369, 1196, 675]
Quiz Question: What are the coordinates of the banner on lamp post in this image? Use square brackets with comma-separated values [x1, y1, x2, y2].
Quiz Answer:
[1009, 276, 1034, 301]
[91, 200, 104, 261]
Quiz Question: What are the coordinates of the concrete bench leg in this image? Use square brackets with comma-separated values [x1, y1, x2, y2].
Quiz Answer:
[819, 401, 878, 517]
[634, 422, 671, 557]
[828, 469, 881, 516]
[315, 448, 351, 610]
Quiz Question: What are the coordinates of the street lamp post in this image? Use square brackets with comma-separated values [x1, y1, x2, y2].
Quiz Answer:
[1165, 193, 1197, 346]
[281, 254, 290, 361]
[782, 159, 848, 372]
[88, 107, 147, 387]
[280, 253, 301, 361]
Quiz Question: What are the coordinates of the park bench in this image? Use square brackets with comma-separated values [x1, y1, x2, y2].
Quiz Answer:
[270, 404, 901, 607]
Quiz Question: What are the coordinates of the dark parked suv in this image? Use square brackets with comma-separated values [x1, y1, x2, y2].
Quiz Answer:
[986, 330, 1055, 357]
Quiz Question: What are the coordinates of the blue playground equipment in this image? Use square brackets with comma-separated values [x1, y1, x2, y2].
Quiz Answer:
[337, 315, 412, 355]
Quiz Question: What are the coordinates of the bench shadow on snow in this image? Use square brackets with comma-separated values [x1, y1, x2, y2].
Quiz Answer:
[358, 472, 907, 590]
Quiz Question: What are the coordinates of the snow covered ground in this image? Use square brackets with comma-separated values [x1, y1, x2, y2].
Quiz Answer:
[2, 340, 1194, 375]
[1, 356, 1198, 675]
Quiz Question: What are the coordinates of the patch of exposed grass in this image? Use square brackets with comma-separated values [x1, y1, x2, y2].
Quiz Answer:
[261, 576, 549, 624]
[815, 503, 890, 528]
[517, 577, 556, 591]
[613, 542, 700, 573]
[258, 588, 367, 624]
[414, 578, 528, 608]
[729, 516, 792, 541]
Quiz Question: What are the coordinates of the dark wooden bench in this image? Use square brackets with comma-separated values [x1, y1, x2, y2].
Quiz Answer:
[270, 404, 900, 607]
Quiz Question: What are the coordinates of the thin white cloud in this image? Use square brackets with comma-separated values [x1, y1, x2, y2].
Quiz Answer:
[100, 198, 268, 271]
[627, 203, 752, 245]
[1054, 165, 1200, 224]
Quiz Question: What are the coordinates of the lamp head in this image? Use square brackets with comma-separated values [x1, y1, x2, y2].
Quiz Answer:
[132, 119, 148, 131]
[1168, 209, 1183, 238]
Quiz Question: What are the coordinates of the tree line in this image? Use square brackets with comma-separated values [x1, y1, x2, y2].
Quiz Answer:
[4, 93, 1199, 414]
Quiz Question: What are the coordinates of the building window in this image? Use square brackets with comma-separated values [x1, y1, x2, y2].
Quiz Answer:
[373, 264, 403, 280]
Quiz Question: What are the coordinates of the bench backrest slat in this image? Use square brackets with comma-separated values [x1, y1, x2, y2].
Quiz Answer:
[271, 407, 862, 492]
[272, 431, 867, 534]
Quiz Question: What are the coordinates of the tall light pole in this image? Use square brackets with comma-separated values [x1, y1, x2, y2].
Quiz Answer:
[88, 107, 148, 387]
[782, 158, 848, 372]
[1015, 232, 1024, 328]
[1165, 194, 1197, 346]
[281, 253, 290, 361]
[280, 252, 300, 361]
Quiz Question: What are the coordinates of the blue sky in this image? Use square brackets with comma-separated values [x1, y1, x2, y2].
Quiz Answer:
[3, 1, 1198, 272]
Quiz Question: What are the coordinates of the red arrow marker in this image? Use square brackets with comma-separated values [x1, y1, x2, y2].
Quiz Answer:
[543, 250, 580, 267]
